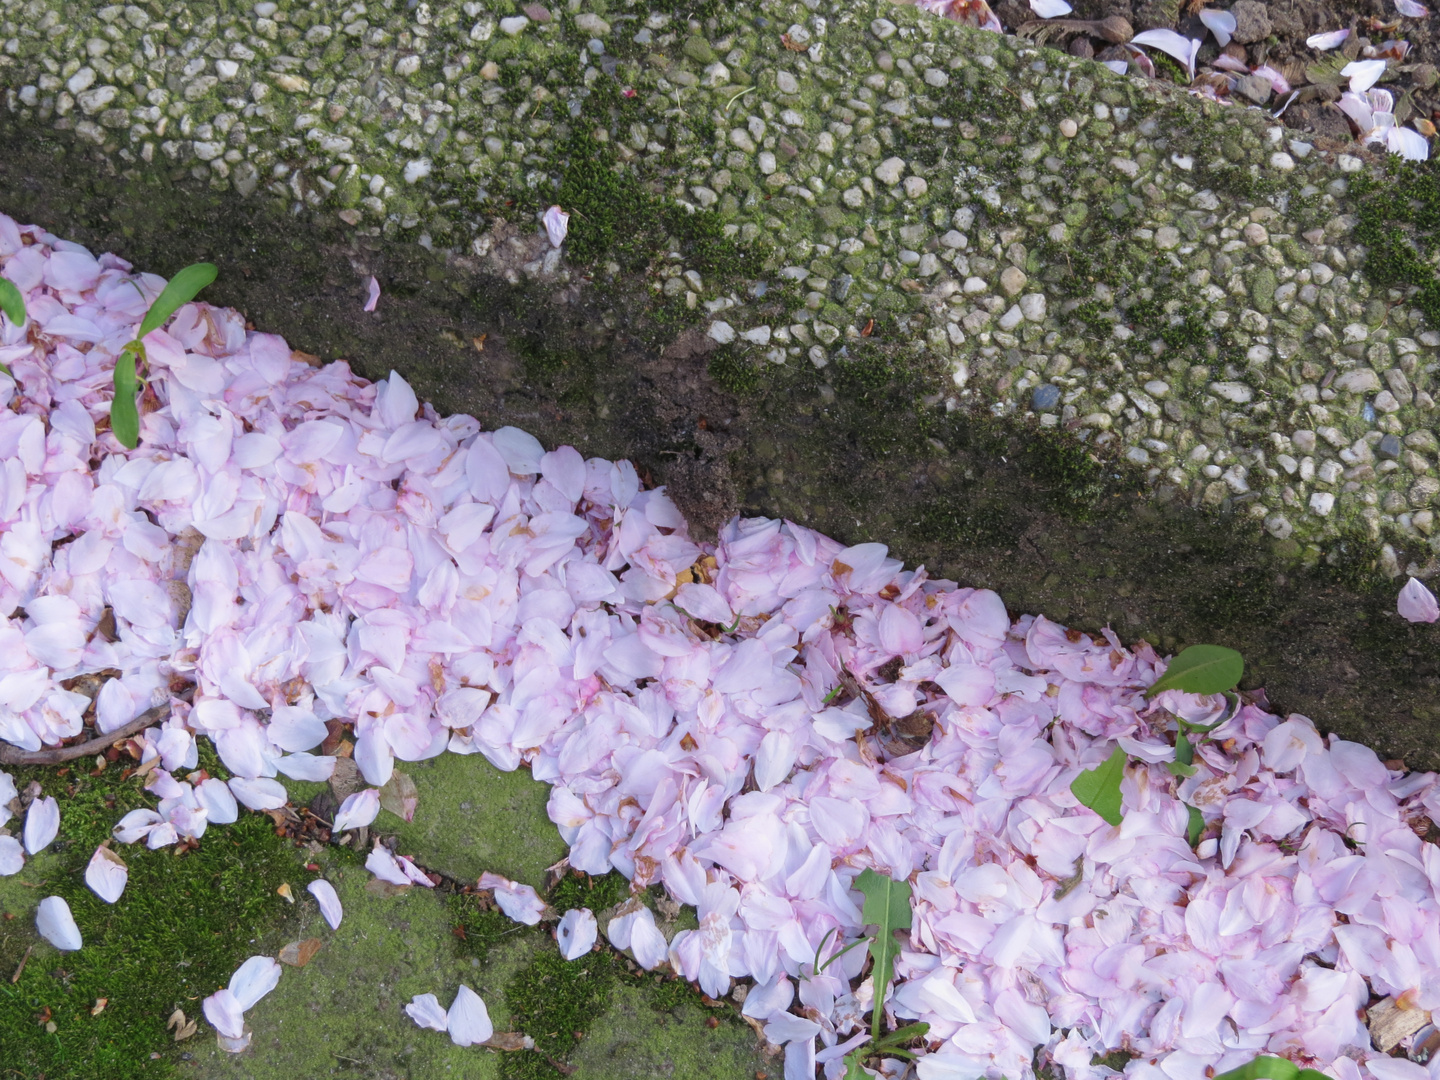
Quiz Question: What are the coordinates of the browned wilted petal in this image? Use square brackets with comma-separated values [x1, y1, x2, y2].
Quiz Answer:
[278, 938, 324, 968]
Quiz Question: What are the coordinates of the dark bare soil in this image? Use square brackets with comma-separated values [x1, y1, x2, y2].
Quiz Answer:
[984, 0, 1439, 145]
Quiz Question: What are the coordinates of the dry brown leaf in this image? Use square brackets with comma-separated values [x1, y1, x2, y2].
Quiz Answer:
[167, 1009, 185, 1031]
[379, 771, 419, 823]
[278, 938, 324, 968]
[174, 1018, 198, 1042]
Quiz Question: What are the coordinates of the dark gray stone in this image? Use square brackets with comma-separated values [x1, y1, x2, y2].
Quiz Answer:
[1231, 0, 1272, 43]
[1379, 434, 1404, 460]
[831, 274, 853, 303]
[1032, 384, 1062, 411]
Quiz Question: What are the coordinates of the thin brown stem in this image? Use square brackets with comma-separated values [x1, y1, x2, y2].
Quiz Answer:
[0, 702, 171, 766]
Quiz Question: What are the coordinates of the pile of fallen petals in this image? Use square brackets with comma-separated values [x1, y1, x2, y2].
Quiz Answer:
[4, 216, 1440, 1079]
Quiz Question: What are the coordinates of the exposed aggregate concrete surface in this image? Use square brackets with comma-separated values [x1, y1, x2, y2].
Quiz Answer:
[4, 0, 1440, 576]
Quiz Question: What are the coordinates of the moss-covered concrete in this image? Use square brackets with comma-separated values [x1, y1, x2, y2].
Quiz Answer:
[384, 755, 567, 888]
[187, 855, 519, 1080]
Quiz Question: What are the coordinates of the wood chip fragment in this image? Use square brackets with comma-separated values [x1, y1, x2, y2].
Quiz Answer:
[1368, 995, 1432, 1052]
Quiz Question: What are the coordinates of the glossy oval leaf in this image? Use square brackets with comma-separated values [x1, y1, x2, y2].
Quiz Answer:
[137, 262, 217, 339]
[1187, 804, 1204, 847]
[1213, 1057, 1303, 1080]
[0, 278, 25, 328]
[1070, 746, 1126, 827]
[1146, 644, 1244, 697]
[112, 350, 140, 450]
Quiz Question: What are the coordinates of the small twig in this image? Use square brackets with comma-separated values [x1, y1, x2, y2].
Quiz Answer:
[10, 945, 32, 983]
[0, 702, 171, 766]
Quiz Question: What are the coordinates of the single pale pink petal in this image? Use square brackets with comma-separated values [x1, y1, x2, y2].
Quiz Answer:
[85, 845, 128, 903]
[1199, 8, 1235, 47]
[195, 778, 239, 824]
[406, 992, 449, 1032]
[229, 955, 282, 1010]
[626, 906, 668, 970]
[557, 908, 598, 960]
[0, 771, 15, 828]
[1029, 0, 1072, 15]
[366, 843, 412, 886]
[227, 777, 288, 810]
[1388, 125, 1432, 160]
[35, 895, 82, 951]
[1397, 0, 1429, 16]
[1344, 59, 1388, 93]
[203, 987, 246, 1039]
[308, 879, 344, 930]
[492, 426, 546, 474]
[1308, 28, 1350, 49]
[542, 206, 570, 248]
[363, 276, 381, 312]
[23, 795, 59, 854]
[479, 872, 548, 925]
[113, 807, 162, 844]
[0, 835, 24, 876]
[447, 984, 494, 1047]
[1399, 577, 1440, 623]
[333, 789, 381, 832]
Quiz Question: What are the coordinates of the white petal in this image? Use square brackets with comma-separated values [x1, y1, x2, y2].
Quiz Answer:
[227, 776, 288, 810]
[1198, 8, 1235, 47]
[1397, 0, 1429, 16]
[35, 895, 83, 951]
[1343, 59, 1388, 93]
[447, 984, 494, 1047]
[203, 987, 246, 1039]
[332, 788, 381, 832]
[1102, 59, 1129, 74]
[0, 770, 15, 828]
[1388, 125, 1431, 160]
[1130, 29, 1201, 77]
[363, 276, 381, 313]
[557, 908, 598, 960]
[542, 206, 570, 248]
[0, 835, 23, 876]
[195, 778, 239, 824]
[308, 879, 344, 930]
[228, 955, 282, 1010]
[1028, 0, 1072, 15]
[1307, 28, 1350, 49]
[23, 795, 60, 854]
[84, 845, 129, 903]
[406, 992, 449, 1032]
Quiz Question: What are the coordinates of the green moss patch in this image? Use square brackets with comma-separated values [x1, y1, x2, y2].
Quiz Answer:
[0, 752, 304, 1080]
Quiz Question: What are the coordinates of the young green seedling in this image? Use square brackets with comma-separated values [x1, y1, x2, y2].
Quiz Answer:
[0, 278, 26, 378]
[1149, 643, 1244, 845]
[1070, 644, 1245, 837]
[855, 869, 911, 1037]
[841, 869, 927, 1078]
[111, 262, 217, 449]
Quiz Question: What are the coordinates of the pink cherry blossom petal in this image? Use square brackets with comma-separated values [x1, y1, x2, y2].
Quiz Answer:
[1398, 577, 1440, 623]
[84, 845, 128, 903]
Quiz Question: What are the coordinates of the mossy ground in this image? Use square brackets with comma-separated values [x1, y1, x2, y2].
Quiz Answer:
[0, 743, 768, 1079]
[0, 747, 305, 1080]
